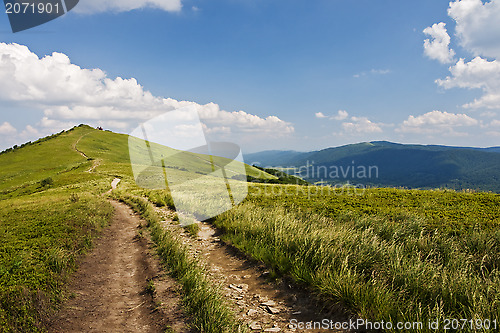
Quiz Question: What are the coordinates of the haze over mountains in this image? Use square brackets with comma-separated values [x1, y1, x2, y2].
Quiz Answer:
[245, 141, 500, 192]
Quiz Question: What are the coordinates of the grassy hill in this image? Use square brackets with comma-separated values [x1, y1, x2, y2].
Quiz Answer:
[245, 141, 500, 192]
[2, 126, 499, 332]
[0, 124, 275, 332]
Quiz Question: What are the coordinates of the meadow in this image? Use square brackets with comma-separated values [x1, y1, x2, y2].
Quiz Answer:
[0, 125, 261, 332]
[209, 184, 500, 331]
[2, 125, 499, 332]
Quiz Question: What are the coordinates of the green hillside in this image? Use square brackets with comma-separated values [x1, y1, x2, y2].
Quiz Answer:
[0, 125, 274, 332]
[246, 141, 500, 192]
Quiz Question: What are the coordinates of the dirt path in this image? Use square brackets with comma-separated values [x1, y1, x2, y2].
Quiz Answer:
[73, 134, 101, 173]
[158, 209, 350, 333]
[49, 201, 193, 333]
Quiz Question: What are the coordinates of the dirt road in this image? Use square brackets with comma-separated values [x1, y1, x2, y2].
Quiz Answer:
[49, 200, 192, 333]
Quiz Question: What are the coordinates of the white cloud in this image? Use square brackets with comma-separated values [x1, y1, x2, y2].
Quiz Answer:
[448, 0, 500, 59]
[425, 1, 500, 113]
[397, 110, 478, 135]
[0, 42, 293, 139]
[342, 116, 383, 134]
[481, 111, 497, 117]
[315, 110, 349, 120]
[20, 125, 39, 137]
[486, 130, 500, 137]
[423, 22, 456, 64]
[0, 122, 17, 136]
[436, 57, 500, 109]
[332, 110, 349, 121]
[490, 119, 500, 127]
[75, 0, 182, 14]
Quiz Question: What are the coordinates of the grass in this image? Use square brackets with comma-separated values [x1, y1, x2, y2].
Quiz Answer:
[210, 185, 500, 332]
[0, 125, 128, 332]
[113, 192, 245, 333]
[0, 191, 113, 332]
[0, 124, 273, 332]
[3, 124, 499, 332]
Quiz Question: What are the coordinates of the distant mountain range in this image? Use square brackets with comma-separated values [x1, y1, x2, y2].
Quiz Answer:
[244, 141, 500, 192]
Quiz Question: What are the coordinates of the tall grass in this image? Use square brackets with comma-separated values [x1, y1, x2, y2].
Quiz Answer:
[0, 192, 113, 332]
[113, 192, 245, 333]
[213, 201, 500, 332]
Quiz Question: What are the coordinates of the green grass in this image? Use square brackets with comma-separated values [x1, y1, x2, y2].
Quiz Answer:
[0, 191, 113, 332]
[3, 124, 500, 332]
[210, 185, 500, 332]
[0, 125, 127, 332]
[0, 125, 271, 332]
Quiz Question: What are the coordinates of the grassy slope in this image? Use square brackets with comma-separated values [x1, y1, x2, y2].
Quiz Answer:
[212, 184, 500, 332]
[0, 126, 115, 332]
[0, 125, 272, 332]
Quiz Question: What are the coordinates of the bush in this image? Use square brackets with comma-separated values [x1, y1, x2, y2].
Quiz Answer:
[40, 178, 53, 187]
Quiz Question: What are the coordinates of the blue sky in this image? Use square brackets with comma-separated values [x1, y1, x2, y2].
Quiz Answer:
[0, 0, 499, 153]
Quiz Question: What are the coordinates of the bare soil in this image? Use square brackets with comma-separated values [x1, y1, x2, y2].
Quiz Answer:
[48, 200, 193, 333]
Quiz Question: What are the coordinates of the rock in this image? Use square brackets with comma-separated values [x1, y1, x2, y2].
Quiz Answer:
[261, 300, 276, 307]
[264, 328, 281, 332]
[229, 284, 243, 292]
[266, 306, 280, 314]
[237, 283, 249, 292]
[249, 322, 262, 330]
[242, 274, 252, 279]
[247, 309, 258, 316]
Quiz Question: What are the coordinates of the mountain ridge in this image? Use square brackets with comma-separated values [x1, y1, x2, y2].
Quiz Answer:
[244, 141, 500, 192]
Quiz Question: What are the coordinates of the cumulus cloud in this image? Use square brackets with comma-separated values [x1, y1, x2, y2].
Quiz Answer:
[332, 110, 349, 121]
[423, 22, 456, 64]
[436, 57, 500, 109]
[342, 116, 383, 134]
[448, 0, 500, 59]
[396, 110, 478, 135]
[0, 42, 293, 139]
[425, 1, 500, 113]
[75, 0, 182, 14]
[0, 122, 17, 136]
[315, 110, 349, 120]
